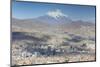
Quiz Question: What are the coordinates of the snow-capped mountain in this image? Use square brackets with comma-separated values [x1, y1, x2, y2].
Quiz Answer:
[36, 9, 72, 24]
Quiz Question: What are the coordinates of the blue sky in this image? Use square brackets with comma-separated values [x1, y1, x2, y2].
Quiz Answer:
[12, 1, 96, 22]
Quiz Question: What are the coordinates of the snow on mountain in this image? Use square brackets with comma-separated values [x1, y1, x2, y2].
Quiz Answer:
[46, 9, 68, 19]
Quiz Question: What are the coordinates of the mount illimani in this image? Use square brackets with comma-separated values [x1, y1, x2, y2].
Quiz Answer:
[12, 10, 95, 37]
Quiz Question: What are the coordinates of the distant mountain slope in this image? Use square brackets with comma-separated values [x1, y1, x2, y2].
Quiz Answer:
[36, 15, 72, 24]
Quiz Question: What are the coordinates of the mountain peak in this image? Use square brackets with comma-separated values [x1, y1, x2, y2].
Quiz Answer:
[46, 9, 67, 19]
